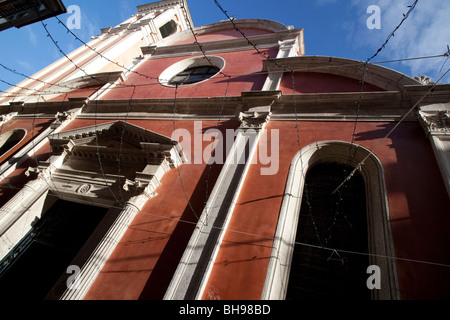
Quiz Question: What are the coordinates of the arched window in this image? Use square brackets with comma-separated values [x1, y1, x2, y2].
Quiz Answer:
[262, 141, 399, 300]
[159, 20, 177, 39]
[286, 162, 369, 299]
[0, 129, 26, 158]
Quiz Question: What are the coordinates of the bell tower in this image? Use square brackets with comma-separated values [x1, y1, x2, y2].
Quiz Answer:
[97, 0, 193, 45]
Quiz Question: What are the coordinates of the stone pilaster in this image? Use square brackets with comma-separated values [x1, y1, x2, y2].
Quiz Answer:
[418, 104, 450, 198]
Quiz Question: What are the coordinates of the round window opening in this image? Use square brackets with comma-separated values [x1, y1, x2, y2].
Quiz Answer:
[159, 56, 225, 87]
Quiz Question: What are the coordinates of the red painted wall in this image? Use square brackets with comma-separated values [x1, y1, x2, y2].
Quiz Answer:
[0, 118, 53, 206]
[61, 119, 240, 300]
[100, 48, 278, 100]
[202, 120, 450, 300]
[0, 118, 53, 164]
[174, 28, 275, 45]
[49, 85, 103, 102]
[279, 72, 384, 94]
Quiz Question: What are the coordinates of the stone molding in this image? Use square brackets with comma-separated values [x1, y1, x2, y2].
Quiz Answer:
[0, 120, 187, 299]
[418, 104, 450, 197]
[239, 111, 271, 130]
[263, 56, 420, 92]
[143, 28, 303, 58]
[262, 141, 400, 300]
[0, 112, 18, 126]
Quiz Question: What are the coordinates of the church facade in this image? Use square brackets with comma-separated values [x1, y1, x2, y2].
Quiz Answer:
[0, 0, 449, 300]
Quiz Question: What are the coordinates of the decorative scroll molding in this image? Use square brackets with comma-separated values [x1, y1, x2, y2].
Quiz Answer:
[44, 121, 186, 207]
[0, 112, 18, 126]
[239, 111, 271, 130]
[56, 121, 186, 300]
[418, 104, 450, 197]
[414, 75, 435, 85]
[418, 109, 450, 136]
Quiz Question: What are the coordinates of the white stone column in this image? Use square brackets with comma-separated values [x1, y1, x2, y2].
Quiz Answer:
[418, 104, 450, 198]
[0, 175, 50, 259]
[59, 190, 154, 300]
[164, 110, 272, 300]
[262, 38, 300, 91]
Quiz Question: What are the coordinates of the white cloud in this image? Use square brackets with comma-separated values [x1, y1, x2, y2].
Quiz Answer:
[26, 27, 38, 47]
[350, 0, 450, 82]
[15, 59, 33, 71]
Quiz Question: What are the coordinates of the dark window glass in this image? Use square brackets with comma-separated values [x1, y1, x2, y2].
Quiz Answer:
[286, 162, 370, 300]
[0, 200, 108, 300]
[0, 129, 26, 157]
[159, 20, 176, 38]
[168, 66, 220, 86]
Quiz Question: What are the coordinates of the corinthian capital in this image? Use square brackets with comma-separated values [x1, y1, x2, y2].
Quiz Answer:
[418, 106, 450, 136]
[239, 111, 271, 130]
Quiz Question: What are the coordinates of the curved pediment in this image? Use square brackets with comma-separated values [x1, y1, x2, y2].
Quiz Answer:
[264, 56, 420, 92]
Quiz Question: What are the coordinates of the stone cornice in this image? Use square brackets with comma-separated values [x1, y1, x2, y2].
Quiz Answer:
[4, 85, 450, 122]
[143, 28, 303, 57]
[137, 0, 185, 13]
[56, 71, 125, 89]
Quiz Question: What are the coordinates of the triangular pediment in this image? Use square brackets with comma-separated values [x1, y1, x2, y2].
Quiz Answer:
[49, 121, 177, 151]
[48, 121, 185, 168]
[47, 120, 185, 176]
[35, 121, 186, 207]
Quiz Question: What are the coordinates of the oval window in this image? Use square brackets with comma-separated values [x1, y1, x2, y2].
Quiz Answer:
[159, 56, 225, 87]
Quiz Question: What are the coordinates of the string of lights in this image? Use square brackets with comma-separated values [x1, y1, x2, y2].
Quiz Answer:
[0, 62, 84, 92]
[53, 16, 159, 83]
[367, 0, 419, 62]
[346, 0, 420, 180]
[333, 66, 450, 195]
[3, 185, 445, 270]
[1, 1, 450, 290]
[171, 84, 202, 223]
[2, 50, 449, 100]
[179, 3, 235, 226]
[211, 0, 450, 275]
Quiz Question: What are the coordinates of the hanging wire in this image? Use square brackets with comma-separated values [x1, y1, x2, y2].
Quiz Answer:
[333, 66, 450, 195]
[179, 2, 235, 226]
[116, 84, 137, 204]
[1, 0, 449, 276]
[40, 21, 111, 88]
[366, 0, 419, 62]
[2, 50, 450, 100]
[171, 84, 203, 223]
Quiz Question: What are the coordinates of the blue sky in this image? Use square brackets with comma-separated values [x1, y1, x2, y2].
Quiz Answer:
[1, 0, 449, 93]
